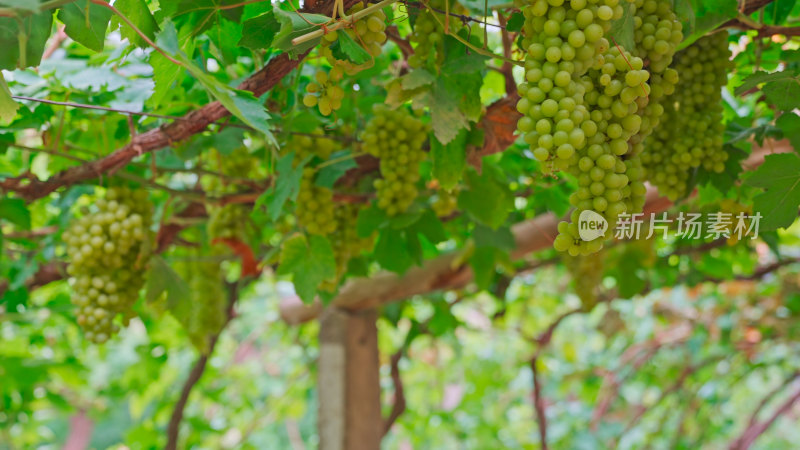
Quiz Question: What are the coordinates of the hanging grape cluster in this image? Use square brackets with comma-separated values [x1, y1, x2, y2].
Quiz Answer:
[641, 32, 732, 201]
[362, 105, 429, 216]
[321, 3, 387, 74]
[328, 203, 375, 283]
[63, 187, 153, 343]
[432, 188, 459, 217]
[564, 251, 605, 310]
[206, 147, 258, 242]
[287, 132, 343, 235]
[303, 67, 346, 116]
[408, 0, 464, 68]
[177, 255, 228, 353]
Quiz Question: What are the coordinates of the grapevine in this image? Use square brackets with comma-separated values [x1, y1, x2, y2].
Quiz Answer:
[408, 0, 464, 68]
[320, 3, 388, 74]
[362, 105, 429, 216]
[63, 187, 153, 343]
[205, 147, 259, 243]
[176, 254, 228, 353]
[303, 67, 346, 116]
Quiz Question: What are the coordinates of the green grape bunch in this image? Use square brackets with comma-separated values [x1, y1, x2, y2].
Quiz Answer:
[432, 188, 459, 217]
[321, 3, 388, 74]
[641, 32, 732, 200]
[63, 187, 153, 343]
[296, 168, 338, 235]
[563, 251, 605, 309]
[362, 105, 429, 216]
[205, 147, 259, 243]
[177, 255, 228, 353]
[287, 129, 341, 163]
[303, 67, 346, 116]
[408, 0, 464, 68]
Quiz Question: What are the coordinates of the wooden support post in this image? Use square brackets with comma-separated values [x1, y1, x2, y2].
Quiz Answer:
[318, 308, 382, 450]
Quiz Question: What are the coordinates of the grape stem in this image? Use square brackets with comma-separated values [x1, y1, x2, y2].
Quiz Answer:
[291, 0, 398, 46]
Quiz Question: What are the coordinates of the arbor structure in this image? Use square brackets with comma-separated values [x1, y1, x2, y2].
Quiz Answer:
[2, 0, 800, 448]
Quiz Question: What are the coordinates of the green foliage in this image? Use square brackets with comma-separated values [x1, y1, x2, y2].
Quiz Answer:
[747, 153, 800, 231]
[278, 234, 337, 303]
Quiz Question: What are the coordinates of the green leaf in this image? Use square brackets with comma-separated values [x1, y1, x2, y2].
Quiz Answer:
[113, 0, 159, 48]
[256, 152, 307, 222]
[746, 153, 800, 231]
[356, 205, 388, 238]
[58, 0, 114, 52]
[271, 7, 331, 59]
[440, 35, 490, 75]
[315, 152, 358, 188]
[762, 78, 800, 111]
[0, 11, 53, 70]
[474, 225, 515, 251]
[470, 246, 498, 290]
[0, 72, 19, 124]
[734, 69, 799, 96]
[431, 129, 467, 190]
[506, 12, 524, 32]
[179, 53, 275, 142]
[329, 30, 371, 65]
[777, 113, 800, 152]
[401, 69, 436, 90]
[0, 0, 39, 12]
[429, 78, 472, 144]
[238, 9, 280, 49]
[458, 168, 513, 229]
[375, 229, 414, 274]
[607, 1, 635, 52]
[764, 0, 796, 25]
[0, 197, 31, 230]
[144, 256, 191, 310]
[678, 0, 737, 49]
[410, 210, 447, 244]
[148, 21, 191, 108]
[277, 234, 337, 303]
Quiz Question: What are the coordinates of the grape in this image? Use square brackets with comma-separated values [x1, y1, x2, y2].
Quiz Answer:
[361, 105, 429, 216]
[564, 251, 605, 310]
[64, 187, 153, 343]
[641, 32, 732, 200]
[327, 203, 375, 284]
[408, 0, 464, 68]
[304, 67, 346, 116]
[177, 254, 227, 353]
[432, 188, 459, 217]
[287, 129, 341, 163]
[320, 4, 387, 74]
[296, 168, 338, 235]
[204, 147, 259, 242]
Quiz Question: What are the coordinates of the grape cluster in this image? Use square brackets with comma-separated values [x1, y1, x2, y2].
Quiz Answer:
[303, 67, 346, 116]
[330, 203, 374, 277]
[296, 168, 338, 235]
[321, 3, 387, 74]
[564, 251, 605, 310]
[408, 0, 463, 68]
[432, 188, 459, 217]
[206, 147, 258, 242]
[553, 47, 650, 255]
[641, 32, 732, 200]
[362, 105, 429, 216]
[63, 187, 153, 343]
[289, 129, 341, 163]
[178, 255, 227, 353]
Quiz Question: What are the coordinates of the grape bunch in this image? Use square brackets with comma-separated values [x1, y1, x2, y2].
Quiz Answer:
[432, 188, 459, 217]
[63, 187, 153, 343]
[362, 105, 429, 216]
[408, 0, 464, 68]
[321, 3, 387, 74]
[303, 67, 346, 116]
[641, 32, 732, 200]
[564, 251, 605, 310]
[329, 203, 375, 280]
[296, 168, 338, 235]
[288, 129, 341, 163]
[553, 47, 650, 256]
[177, 255, 228, 353]
[516, 0, 624, 171]
[205, 147, 258, 242]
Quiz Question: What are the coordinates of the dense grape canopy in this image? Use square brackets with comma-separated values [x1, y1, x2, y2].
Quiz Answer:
[2, 0, 800, 447]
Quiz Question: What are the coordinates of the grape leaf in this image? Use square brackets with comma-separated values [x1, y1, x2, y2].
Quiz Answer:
[271, 7, 331, 59]
[762, 78, 800, 111]
[0, 197, 30, 230]
[277, 234, 336, 303]
[0, 72, 19, 124]
[145, 256, 191, 310]
[764, 0, 796, 25]
[607, 1, 635, 52]
[402, 69, 435, 90]
[474, 225, 515, 251]
[113, 0, 159, 48]
[678, 0, 737, 49]
[506, 12, 524, 32]
[0, 11, 53, 70]
[458, 167, 513, 229]
[238, 10, 280, 49]
[470, 246, 498, 290]
[431, 129, 467, 190]
[734, 69, 800, 96]
[0, 0, 39, 12]
[746, 153, 800, 231]
[776, 112, 800, 152]
[329, 31, 371, 65]
[375, 229, 415, 274]
[149, 21, 192, 108]
[256, 152, 307, 222]
[356, 205, 388, 238]
[58, 0, 114, 52]
[315, 151, 358, 188]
